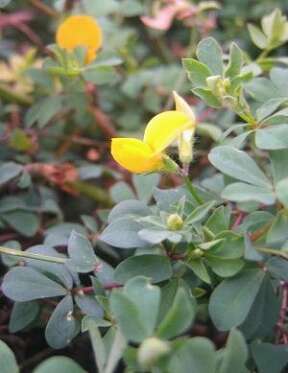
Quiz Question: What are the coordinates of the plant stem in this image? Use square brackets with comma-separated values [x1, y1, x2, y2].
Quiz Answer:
[183, 176, 204, 205]
[0, 246, 66, 264]
[256, 247, 288, 260]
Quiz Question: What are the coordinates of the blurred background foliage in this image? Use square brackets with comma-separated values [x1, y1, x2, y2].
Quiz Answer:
[0, 0, 288, 370]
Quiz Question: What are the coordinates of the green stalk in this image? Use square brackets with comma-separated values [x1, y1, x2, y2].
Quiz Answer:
[183, 176, 204, 205]
[256, 247, 288, 260]
[0, 246, 66, 264]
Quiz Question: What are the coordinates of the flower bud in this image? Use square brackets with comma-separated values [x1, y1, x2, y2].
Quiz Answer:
[178, 129, 195, 164]
[206, 76, 230, 98]
[191, 248, 204, 258]
[166, 213, 184, 231]
[138, 337, 170, 369]
[173, 91, 196, 125]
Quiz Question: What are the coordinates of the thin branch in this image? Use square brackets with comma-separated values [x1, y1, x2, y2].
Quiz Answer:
[0, 246, 66, 264]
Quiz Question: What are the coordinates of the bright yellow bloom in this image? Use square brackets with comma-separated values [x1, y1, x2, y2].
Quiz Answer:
[111, 95, 196, 173]
[56, 15, 103, 64]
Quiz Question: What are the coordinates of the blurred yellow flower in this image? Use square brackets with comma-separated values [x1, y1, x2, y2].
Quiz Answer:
[111, 94, 196, 173]
[56, 15, 103, 64]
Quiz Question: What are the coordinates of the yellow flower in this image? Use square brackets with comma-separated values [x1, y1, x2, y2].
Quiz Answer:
[56, 15, 103, 64]
[111, 94, 196, 173]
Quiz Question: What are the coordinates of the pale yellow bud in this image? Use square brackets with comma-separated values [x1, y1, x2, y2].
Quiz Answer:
[178, 129, 195, 164]
[173, 91, 196, 126]
[138, 337, 170, 369]
[166, 213, 184, 231]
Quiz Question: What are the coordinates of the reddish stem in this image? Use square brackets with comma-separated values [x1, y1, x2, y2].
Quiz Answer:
[276, 282, 288, 344]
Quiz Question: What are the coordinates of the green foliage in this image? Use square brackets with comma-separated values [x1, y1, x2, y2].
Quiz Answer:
[1, 2, 288, 372]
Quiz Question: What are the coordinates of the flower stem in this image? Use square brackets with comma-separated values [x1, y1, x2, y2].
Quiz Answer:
[0, 246, 66, 264]
[183, 176, 204, 205]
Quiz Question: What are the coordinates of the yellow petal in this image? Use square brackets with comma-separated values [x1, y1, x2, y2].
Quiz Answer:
[173, 91, 196, 125]
[111, 138, 162, 173]
[56, 15, 103, 64]
[143, 111, 191, 153]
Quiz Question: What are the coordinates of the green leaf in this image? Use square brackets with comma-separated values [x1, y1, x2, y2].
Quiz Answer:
[208, 146, 271, 188]
[9, 301, 39, 333]
[270, 149, 288, 183]
[186, 259, 211, 284]
[196, 123, 223, 141]
[193, 88, 221, 108]
[25, 96, 64, 128]
[267, 257, 288, 281]
[114, 255, 172, 284]
[270, 67, 288, 96]
[205, 206, 231, 235]
[84, 317, 106, 373]
[185, 200, 216, 225]
[0, 162, 23, 185]
[256, 98, 287, 121]
[1, 210, 39, 237]
[218, 329, 248, 373]
[206, 257, 244, 278]
[2, 267, 67, 301]
[240, 276, 280, 339]
[100, 217, 147, 249]
[82, 0, 119, 16]
[82, 66, 118, 85]
[247, 24, 268, 49]
[0, 340, 19, 373]
[45, 295, 79, 349]
[168, 337, 216, 373]
[245, 78, 279, 102]
[34, 357, 86, 373]
[157, 287, 196, 339]
[124, 277, 160, 337]
[25, 246, 73, 289]
[133, 174, 160, 203]
[244, 234, 264, 262]
[182, 58, 212, 87]
[110, 181, 135, 203]
[75, 295, 104, 319]
[110, 292, 148, 343]
[108, 200, 150, 223]
[256, 125, 288, 150]
[225, 43, 243, 78]
[66, 231, 98, 273]
[138, 228, 181, 245]
[209, 269, 265, 330]
[276, 177, 288, 208]
[251, 343, 288, 373]
[222, 182, 275, 205]
[196, 37, 223, 75]
[266, 211, 288, 244]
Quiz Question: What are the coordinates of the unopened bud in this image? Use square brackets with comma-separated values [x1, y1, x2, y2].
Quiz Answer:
[138, 337, 170, 369]
[206, 76, 230, 98]
[173, 91, 196, 125]
[166, 213, 184, 231]
[192, 248, 204, 258]
[178, 129, 195, 164]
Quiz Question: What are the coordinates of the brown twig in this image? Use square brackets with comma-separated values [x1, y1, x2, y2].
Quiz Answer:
[16, 23, 49, 54]
[89, 107, 117, 138]
[29, 0, 58, 18]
